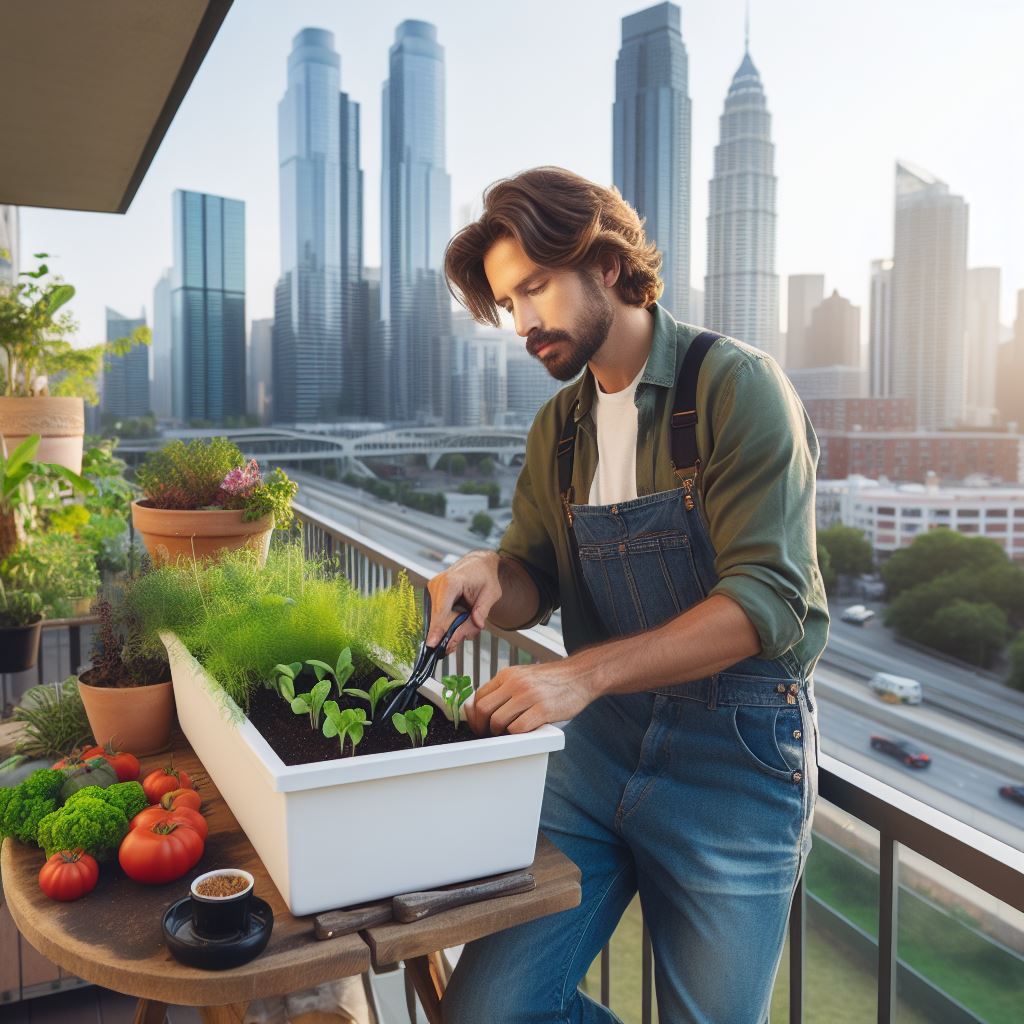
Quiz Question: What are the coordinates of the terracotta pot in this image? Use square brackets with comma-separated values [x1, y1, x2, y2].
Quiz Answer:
[131, 501, 273, 566]
[0, 396, 85, 473]
[0, 618, 43, 673]
[77, 675, 175, 756]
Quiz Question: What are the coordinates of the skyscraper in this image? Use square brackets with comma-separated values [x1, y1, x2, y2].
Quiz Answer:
[102, 307, 150, 420]
[785, 274, 825, 370]
[964, 267, 1000, 427]
[274, 28, 345, 422]
[804, 290, 861, 369]
[869, 258, 894, 397]
[704, 37, 779, 357]
[248, 318, 274, 424]
[339, 82, 365, 417]
[151, 269, 172, 421]
[381, 20, 452, 424]
[171, 189, 246, 425]
[890, 162, 968, 430]
[0, 205, 18, 284]
[613, 2, 691, 321]
[996, 290, 1024, 428]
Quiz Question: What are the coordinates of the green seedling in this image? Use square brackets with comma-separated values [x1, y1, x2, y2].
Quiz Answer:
[272, 662, 302, 701]
[343, 675, 403, 717]
[291, 678, 331, 730]
[440, 674, 474, 730]
[306, 647, 356, 697]
[392, 705, 434, 749]
[322, 702, 368, 757]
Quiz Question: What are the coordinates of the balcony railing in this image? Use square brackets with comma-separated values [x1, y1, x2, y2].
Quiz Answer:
[295, 503, 1024, 1024]
[2, 505, 1022, 1021]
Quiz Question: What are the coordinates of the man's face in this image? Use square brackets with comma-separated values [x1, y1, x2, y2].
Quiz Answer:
[483, 236, 614, 381]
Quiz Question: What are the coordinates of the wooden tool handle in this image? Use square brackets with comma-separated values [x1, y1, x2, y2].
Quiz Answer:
[393, 871, 536, 923]
[314, 899, 393, 939]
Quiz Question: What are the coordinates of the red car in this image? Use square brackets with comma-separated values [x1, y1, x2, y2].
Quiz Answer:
[870, 735, 931, 768]
[999, 785, 1024, 806]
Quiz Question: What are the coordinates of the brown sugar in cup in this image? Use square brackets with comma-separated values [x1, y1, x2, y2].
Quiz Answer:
[190, 869, 255, 937]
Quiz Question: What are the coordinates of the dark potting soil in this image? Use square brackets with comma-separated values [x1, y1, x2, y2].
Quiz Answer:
[245, 666, 480, 766]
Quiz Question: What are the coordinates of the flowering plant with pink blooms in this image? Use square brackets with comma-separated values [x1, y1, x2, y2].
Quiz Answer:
[136, 439, 297, 528]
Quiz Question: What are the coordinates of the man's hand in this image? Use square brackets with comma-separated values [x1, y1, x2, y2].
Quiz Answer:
[466, 659, 598, 735]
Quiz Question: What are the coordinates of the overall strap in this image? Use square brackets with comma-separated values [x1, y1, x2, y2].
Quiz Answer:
[670, 330, 722, 507]
[556, 402, 578, 525]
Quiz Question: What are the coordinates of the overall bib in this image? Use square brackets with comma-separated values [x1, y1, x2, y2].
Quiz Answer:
[444, 334, 819, 1024]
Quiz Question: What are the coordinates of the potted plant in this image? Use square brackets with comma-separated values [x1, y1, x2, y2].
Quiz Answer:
[131, 438, 297, 565]
[142, 542, 563, 915]
[0, 578, 43, 674]
[76, 593, 174, 757]
[0, 255, 150, 472]
[2, 532, 101, 619]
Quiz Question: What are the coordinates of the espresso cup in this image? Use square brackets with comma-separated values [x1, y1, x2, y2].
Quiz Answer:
[190, 869, 255, 937]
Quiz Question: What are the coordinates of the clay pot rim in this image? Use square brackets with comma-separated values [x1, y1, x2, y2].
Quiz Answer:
[131, 499, 272, 524]
[78, 672, 172, 690]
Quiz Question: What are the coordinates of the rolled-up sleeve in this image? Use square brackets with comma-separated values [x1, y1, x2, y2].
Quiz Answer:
[497, 424, 560, 629]
[701, 355, 821, 660]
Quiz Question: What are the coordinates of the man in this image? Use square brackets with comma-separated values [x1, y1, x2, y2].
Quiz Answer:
[431, 167, 828, 1023]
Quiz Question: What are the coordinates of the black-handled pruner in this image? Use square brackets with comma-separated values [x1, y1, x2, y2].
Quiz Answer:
[380, 588, 471, 721]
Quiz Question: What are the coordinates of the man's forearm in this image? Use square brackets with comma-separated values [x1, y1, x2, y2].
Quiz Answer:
[487, 555, 543, 631]
[578, 593, 763, 697]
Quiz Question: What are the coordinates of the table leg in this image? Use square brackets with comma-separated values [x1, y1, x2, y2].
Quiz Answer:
[198, 1003, 249, 1024]
[404, 955, 444, 1024]
[133, 998, 168, 1024]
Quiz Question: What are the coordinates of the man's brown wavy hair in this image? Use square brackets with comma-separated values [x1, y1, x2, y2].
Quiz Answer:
[444, 166, 664, 327]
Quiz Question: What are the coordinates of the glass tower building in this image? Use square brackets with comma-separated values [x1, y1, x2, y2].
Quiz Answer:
[704, 45, 779, 358]
[102, 307, 150, 420]
[171, 189, 246, 425]
[613, 2, 691, 322]
[381, 20, 452, 424]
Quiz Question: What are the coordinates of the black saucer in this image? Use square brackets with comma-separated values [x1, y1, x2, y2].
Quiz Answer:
[162, 895, 274, 970]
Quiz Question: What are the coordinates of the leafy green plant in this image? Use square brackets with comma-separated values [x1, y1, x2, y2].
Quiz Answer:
[306, 647, 356, 697]
[322, 703, 368, 757]
[440, 674, 474, 730]
[392, 705, 434, 748]
[2, 531, 100, 618]
[0, 578, 42, 627]
[80, 594, 168, 688]
[135, 439, 297, 527]
[0, 254, 150, 402]
[291, 678, 331, 730]
[344, 675, 403, 718]
[12, 678, 95, 759]
[272, 661, 301, 700]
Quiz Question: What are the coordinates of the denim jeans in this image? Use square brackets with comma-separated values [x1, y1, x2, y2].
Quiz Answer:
[444, 487, 818, 1023]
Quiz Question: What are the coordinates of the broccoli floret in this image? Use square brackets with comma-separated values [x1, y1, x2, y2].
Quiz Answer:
[66, 781, 147, 822]
[37, 796, 129, 861]
[0, 768, 68, 846]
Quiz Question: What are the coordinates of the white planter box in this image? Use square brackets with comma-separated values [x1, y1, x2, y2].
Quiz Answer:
[162, 632, 564, 916]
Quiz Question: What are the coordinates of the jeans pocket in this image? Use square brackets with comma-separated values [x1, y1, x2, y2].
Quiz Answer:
[731, 704, 806, 781]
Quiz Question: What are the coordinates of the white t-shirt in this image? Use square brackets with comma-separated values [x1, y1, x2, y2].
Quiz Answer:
[588, 360, 647, 506]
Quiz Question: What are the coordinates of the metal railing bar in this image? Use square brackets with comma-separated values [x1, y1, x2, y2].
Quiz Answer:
[877, 837, 898, 1024]
[789, 875, 805, 1024]
[600, 944, 610, 1006]
[641, 924, 653, 1024]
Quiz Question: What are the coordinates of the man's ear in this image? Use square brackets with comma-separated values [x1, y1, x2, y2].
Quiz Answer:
[599, 255, 621, 289]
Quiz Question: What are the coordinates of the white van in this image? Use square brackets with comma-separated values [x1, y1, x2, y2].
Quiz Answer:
[869, 672, 923, 705]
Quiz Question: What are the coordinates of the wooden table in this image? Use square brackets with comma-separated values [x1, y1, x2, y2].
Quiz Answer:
[1, 733, 581, 1023]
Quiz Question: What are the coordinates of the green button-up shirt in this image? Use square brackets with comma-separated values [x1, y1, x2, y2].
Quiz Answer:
[498, 303, 830, 679]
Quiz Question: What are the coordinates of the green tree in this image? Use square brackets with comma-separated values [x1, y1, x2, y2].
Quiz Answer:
[923, 600, 1010, 669]
[470, 512, 495, 538]
[478, 456, 495, 477]
[881, 531, 1007, 599]
[817, 543, 837, 595]
[1008, 632, 1024, 691]
[448, 454, 467, 476]
[818, 525, 874, 577]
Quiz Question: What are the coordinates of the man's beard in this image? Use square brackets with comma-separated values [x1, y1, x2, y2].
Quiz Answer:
[526, 275, 614, 382]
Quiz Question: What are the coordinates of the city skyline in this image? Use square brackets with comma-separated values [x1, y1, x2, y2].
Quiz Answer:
[15, 0, 1024, 350]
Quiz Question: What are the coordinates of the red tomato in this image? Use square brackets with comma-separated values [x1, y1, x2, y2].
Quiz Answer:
[142, 763, 193, 804]
[118, 821, 205, 885]
[130, 805, 208, 841]
[160, 788, 202, 812]
[55, 744, 141, 782]
[38, 849, 99, 902]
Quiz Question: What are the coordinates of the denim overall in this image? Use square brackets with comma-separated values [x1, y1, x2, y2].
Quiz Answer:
[444, 334, 819, 1024]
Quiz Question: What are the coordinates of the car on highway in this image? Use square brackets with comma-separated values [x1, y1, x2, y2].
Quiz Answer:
[841, 604, 876, 625]
[998, 784, 1024, 806]
[870, 735, 931, 768]
[869, 671, 923, 705]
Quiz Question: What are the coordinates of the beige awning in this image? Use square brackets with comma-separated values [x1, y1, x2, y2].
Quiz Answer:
[0, 0, 233, 213]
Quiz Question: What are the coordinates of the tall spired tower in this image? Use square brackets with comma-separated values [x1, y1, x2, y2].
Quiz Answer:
[704, 25, 779, 357]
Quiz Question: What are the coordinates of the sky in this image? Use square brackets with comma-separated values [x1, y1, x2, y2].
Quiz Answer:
[18, 0, 1024, 348]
